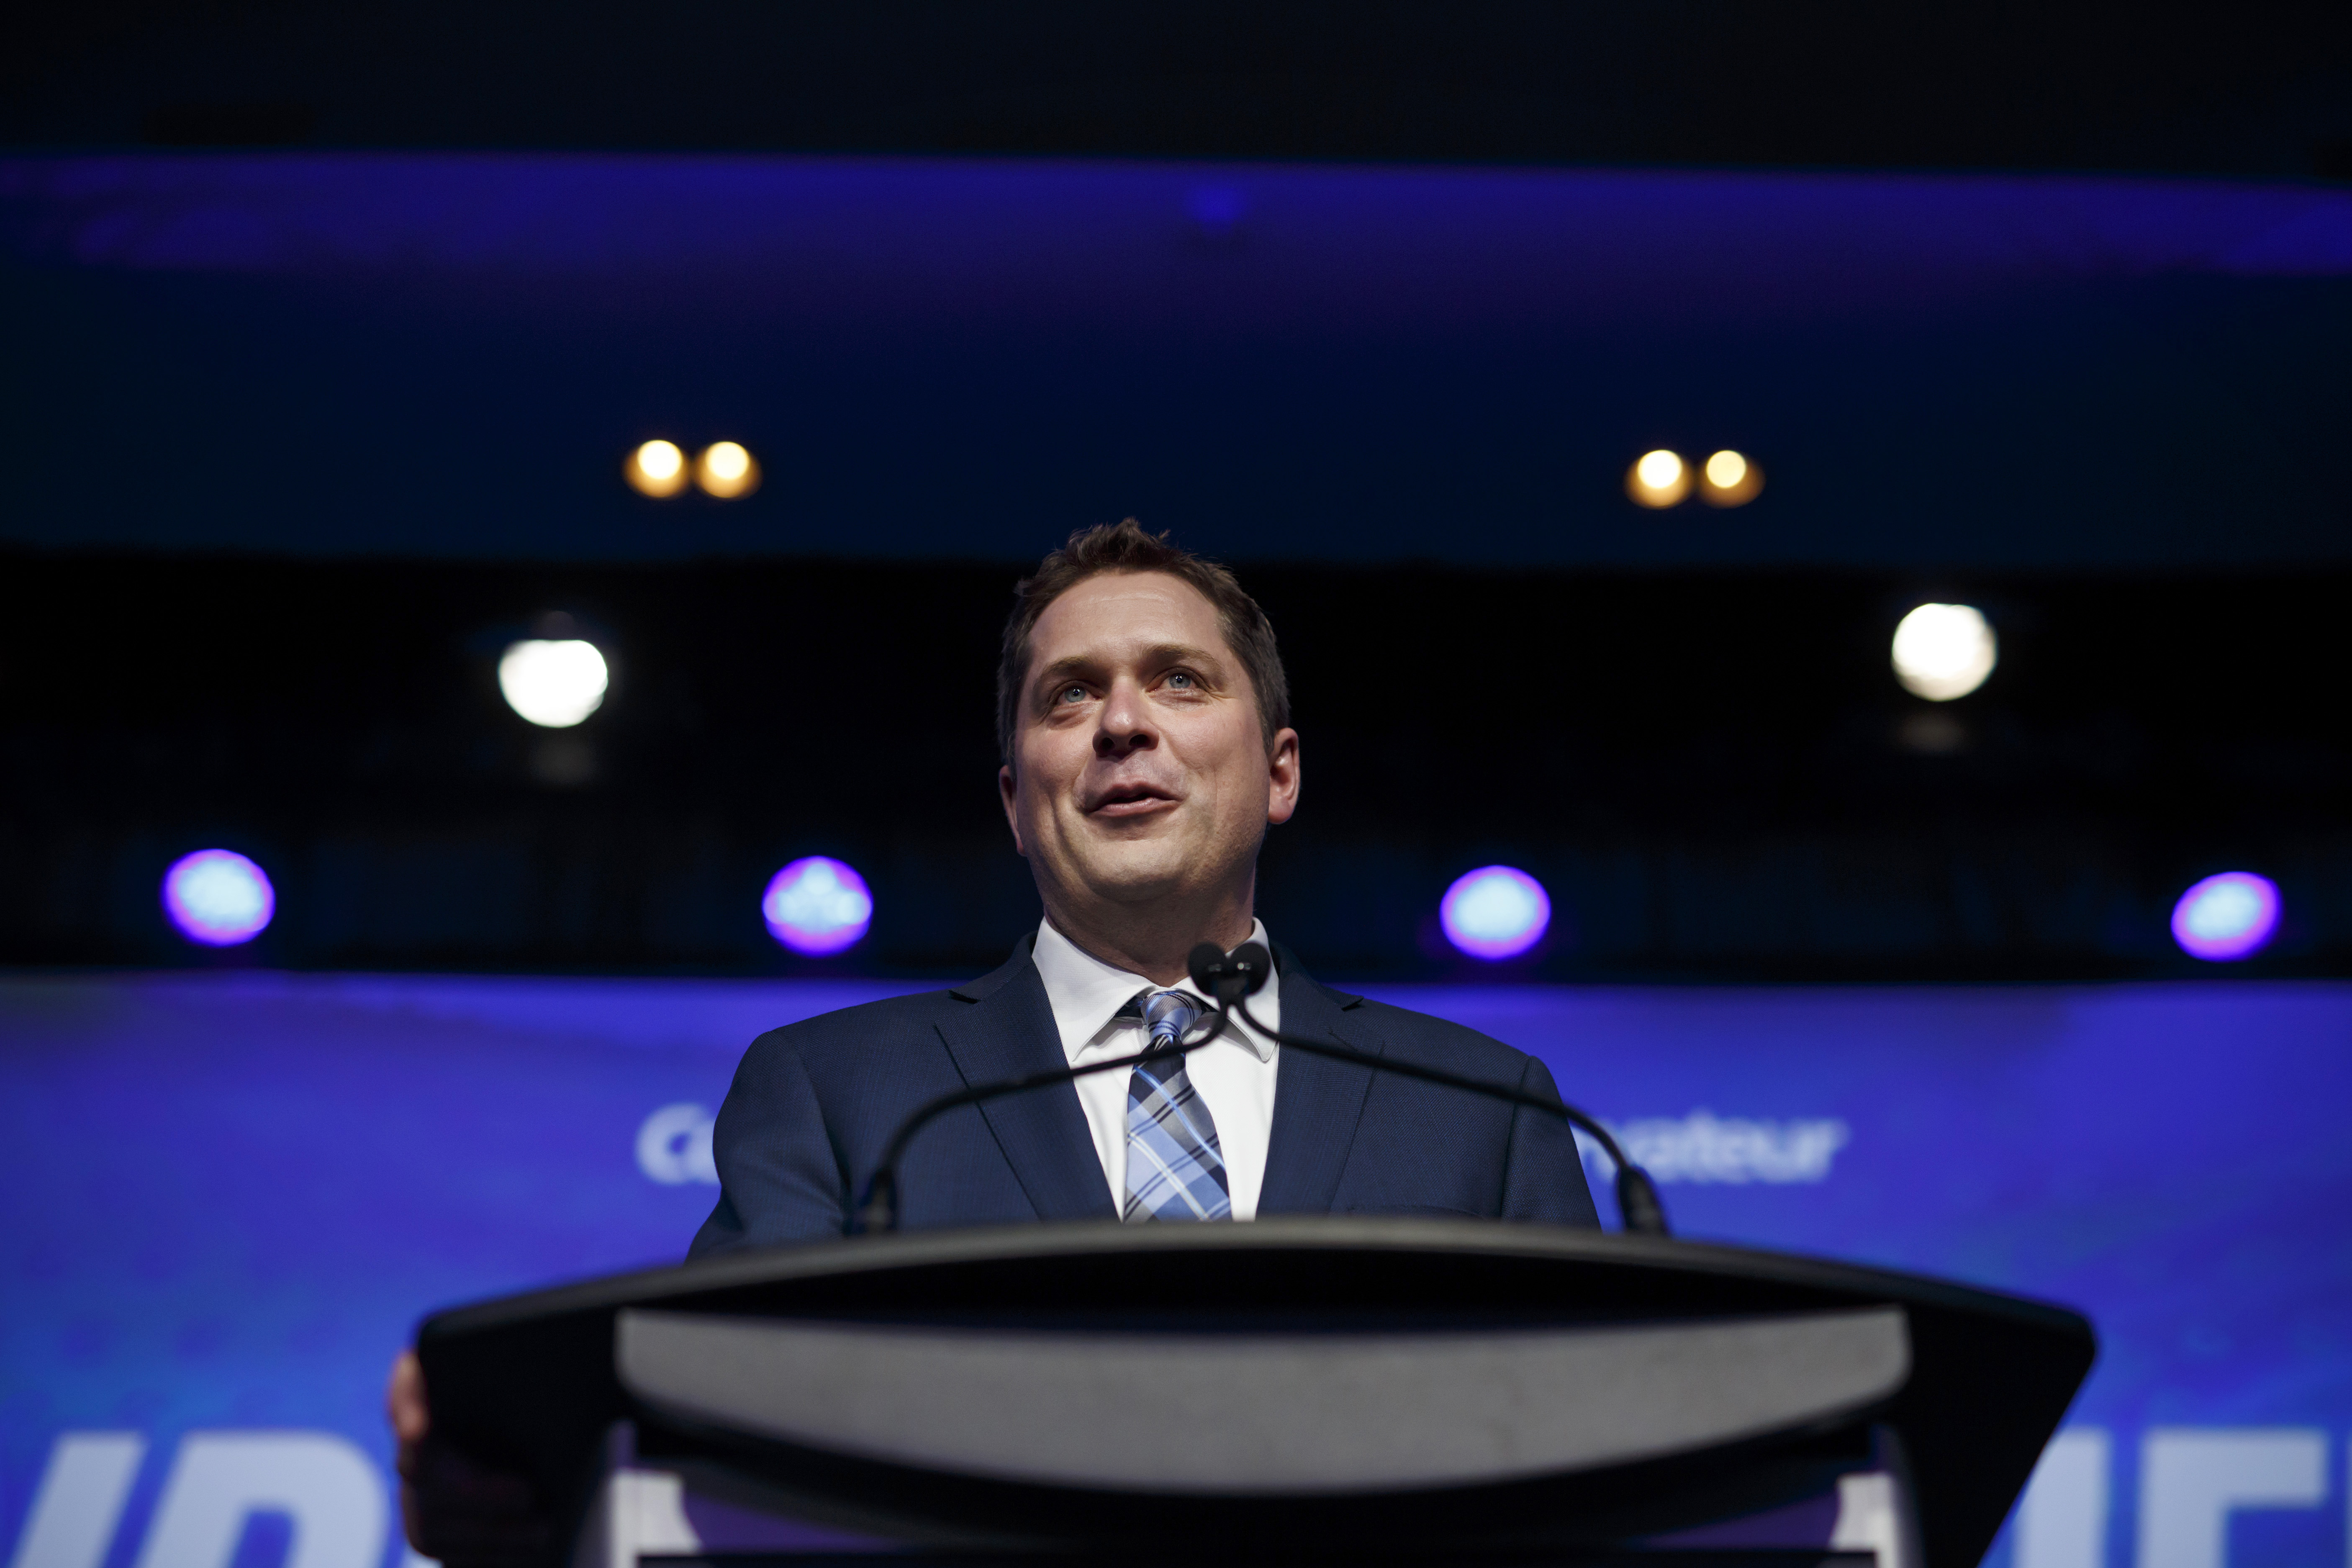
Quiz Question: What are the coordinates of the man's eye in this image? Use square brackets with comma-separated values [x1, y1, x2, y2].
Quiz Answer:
[1166, 672, 1194, 689]
[1059, 685, 1088, 704]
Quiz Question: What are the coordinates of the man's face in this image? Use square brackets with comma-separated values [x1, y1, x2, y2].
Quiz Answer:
[999, 570, 1300, 919]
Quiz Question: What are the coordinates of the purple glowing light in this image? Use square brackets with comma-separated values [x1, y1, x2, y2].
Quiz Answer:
[1440, 865, 1552, 961]
[762, 857, 873, 956]
[162, 849, 276, 946]
[2171, 872, 2280, 962]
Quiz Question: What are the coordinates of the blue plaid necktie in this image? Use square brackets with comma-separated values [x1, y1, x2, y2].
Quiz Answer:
[1122, 989, 1232, 1222]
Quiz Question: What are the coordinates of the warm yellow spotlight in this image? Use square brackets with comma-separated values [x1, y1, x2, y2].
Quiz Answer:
[1700, 449, 1764, 507]
[1626, 449, 1690, 508]
[695, 441, 761, 499]
[627, 440, 688, 498]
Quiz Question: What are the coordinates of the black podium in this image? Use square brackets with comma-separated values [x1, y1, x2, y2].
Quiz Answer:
[416, 1218, 2094, 1568]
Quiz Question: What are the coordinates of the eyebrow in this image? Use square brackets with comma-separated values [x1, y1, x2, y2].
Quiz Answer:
[1032, 642, 1226, 695]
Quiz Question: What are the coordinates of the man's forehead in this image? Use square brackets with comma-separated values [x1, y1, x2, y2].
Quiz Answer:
[1028, 571, 1228, 661]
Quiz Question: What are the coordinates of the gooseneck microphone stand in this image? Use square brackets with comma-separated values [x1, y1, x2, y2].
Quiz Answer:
[853, 941, 1669, 1237]
[1189, 941, 1670, 1236]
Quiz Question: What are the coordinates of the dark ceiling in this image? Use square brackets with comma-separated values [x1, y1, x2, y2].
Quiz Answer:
[10, 1, 2352, 179]
[10, 4, 2352, 570]
[7, 155, 2350, 568]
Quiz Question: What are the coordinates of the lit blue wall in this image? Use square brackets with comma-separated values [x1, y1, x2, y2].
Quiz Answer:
[2, 974, 2345, 1568]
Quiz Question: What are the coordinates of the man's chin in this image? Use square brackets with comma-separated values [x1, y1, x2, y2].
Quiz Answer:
[1063, 848, 1195, 905]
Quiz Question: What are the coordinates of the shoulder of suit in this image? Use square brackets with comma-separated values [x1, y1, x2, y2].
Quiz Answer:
[1342, 995, 1533, 1069]
[742, 937, 1038, 1057]
[744, 985, 973, 1055]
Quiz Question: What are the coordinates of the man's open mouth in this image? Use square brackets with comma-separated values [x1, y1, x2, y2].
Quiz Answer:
[1088, 783, 1177, 816]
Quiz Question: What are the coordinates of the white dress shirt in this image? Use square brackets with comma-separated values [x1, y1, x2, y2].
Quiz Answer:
[1030, 916, 1282, 1220]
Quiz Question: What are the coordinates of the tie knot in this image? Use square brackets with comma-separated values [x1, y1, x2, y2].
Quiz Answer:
[1143, 989, 1199, 1046]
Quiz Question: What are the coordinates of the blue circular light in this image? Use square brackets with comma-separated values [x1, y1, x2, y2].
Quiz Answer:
[162, 849, 275, 947]
[1440, 865, 1551, 961]
[2170, 872, 2280, 962]
[762, 857, 873, 956]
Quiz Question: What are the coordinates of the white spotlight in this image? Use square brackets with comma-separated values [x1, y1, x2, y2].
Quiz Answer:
[1891, 604, 1997, 701]
[498, 639, 609, 727]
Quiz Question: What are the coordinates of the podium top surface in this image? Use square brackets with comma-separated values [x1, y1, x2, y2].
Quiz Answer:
[422, 1215, 2087, 1338]
[418, 1218, 2094, 1568]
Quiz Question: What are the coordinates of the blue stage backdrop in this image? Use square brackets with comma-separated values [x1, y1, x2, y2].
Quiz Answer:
[1, 973, 2345, 1568]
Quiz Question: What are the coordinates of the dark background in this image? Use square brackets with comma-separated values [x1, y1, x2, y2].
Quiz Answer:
[7, 552, 2345, 979]
[10, 1, 2352, 180]
[7, 1, 2349, 980]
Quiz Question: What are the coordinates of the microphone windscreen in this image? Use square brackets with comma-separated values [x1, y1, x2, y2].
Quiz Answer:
[1230, 942, 1273, 995]
[1186, 943, 1230, 995]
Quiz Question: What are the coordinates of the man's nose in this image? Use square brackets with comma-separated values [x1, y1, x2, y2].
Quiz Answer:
[1094, 681, 1157, 756]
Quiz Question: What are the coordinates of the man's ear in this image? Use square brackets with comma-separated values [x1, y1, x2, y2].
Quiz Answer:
[1265, 728, 1301, 826]
[997, 764, 1029, 857]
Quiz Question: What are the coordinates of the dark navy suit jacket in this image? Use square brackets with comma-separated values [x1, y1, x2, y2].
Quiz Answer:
[688, 937, 1598, 1257]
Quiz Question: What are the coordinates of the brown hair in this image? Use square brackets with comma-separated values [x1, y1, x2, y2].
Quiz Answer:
[996, 519, 1291, 768]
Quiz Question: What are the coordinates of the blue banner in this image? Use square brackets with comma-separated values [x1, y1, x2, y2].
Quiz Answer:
[2, 974, 2345, 1568]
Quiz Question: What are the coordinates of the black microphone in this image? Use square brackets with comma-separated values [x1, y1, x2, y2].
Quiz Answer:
[1187, 942, 1670, 1237]
[851, 996, 1232, 1236]
[1188, 939, 1275, 1006]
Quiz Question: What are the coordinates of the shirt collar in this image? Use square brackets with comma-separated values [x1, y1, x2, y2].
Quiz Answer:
[1031, 916, 1278, 1064]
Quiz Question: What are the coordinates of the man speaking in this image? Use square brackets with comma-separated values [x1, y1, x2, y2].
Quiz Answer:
[392, 521, 1594, 1561]
[692, 518, 1596, 1244]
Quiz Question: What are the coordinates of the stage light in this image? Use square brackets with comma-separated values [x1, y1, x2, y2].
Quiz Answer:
[1440, 865, 1551, 960]
[1626, 450, 1690, 508]
[498, 639, 609, 728]
[2171, 872, 2280, 962]
[695, 441, 760, 499]
[162, 849, 275, 946]
[627, 440, 688, 498]
[1891, 603, 1996, 701]
[1699, 450, 1763, 507]
[763, 857, 873, 956]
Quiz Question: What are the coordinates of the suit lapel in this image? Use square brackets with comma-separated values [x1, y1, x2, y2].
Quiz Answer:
[936, 943, 1117, 1222]
[1257, 953, 1379, 1216]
